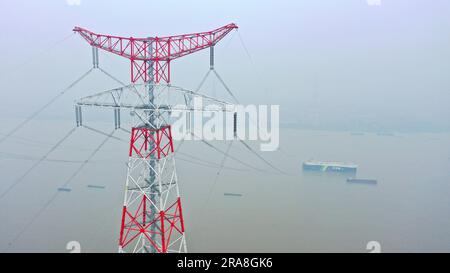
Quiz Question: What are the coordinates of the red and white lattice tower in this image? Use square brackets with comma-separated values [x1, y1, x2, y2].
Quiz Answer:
[73, 24, 237, 253]
[120, 124, 184, 253]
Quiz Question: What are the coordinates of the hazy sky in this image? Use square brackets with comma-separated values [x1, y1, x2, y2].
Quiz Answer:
[0, 0, 449, 131]
[1, 1, 450, 253]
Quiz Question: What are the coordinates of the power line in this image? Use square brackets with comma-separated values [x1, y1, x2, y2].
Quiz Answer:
[176, 151, 249, 173]
[202, 141, 233, 208]
[212, 69, 239, 104]
[237, 31, 255, 65]
[0, 127, 78, 199]
[0, 33, 126, 147]
[190, 132, 269, 174]
[0, 33, 75, 81]
[0, 68, 93, 145]
[190, 141, 233, 233]
[5, 191, 60, 251]
[99, 67, 127, 87]
[236, 30, 273, 105]
[196, 34, 287, 176]
[120, 128, 251, 172]
[237, 138, 288, 175]
[5, 130, 116, 249]
[0, 151, 86, 164]
[83, 125, 126, 143]
[235, 31, 290, 174]
[62, 130, 116, 187]
[0, 131, 118, 153]
[176, 155, 245, 172]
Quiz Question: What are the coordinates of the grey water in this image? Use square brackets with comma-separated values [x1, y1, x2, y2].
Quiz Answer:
[0, 118, 449, 253]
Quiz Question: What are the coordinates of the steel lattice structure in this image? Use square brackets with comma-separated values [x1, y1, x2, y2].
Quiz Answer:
[73, 24, 237, 253]
[73, 24, 237, 83]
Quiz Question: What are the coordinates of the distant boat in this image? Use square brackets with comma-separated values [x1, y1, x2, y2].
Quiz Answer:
[346, 178, 377, 185]
[57, 187, 72, 192]
[224, 192, 243, 197]
[376, 132, 395, 136]
[87, 185, 106, 189]
[302, 160, 357, 173]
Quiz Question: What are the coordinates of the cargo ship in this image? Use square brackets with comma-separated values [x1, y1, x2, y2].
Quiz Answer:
[302, 160, 357, 173]
[346, 178, 377, 185]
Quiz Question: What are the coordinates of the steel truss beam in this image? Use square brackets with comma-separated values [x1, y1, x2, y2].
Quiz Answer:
[75, 83, 232, 112]
[73, 24, 238, 83]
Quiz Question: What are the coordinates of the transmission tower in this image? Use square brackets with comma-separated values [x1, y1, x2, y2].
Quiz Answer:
[73, 24, 237, 253]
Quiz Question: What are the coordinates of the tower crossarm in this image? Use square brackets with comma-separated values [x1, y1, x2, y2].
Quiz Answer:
[73, 23, 238, 83]
[73, 26, 147, 60]
[75, 83, 233, 111]
[73, 23, 237, 61]
[154, 23, 238, 61]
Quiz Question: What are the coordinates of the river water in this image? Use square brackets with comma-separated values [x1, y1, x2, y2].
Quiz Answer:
[0, 119, 449, 252]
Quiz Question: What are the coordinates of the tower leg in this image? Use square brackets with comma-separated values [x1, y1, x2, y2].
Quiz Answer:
[118, 126, 187, 253]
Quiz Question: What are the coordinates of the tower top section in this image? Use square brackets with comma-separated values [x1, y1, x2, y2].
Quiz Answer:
[73, 23, 238, 83]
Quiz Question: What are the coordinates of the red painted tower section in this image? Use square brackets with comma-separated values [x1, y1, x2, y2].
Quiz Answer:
[73, 24, 237, 84]
[119, 126, 186, 252]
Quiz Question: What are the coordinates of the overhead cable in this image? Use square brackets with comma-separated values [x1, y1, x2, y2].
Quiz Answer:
[0, 127, 77, 199]
[0, 68, 93, 145]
